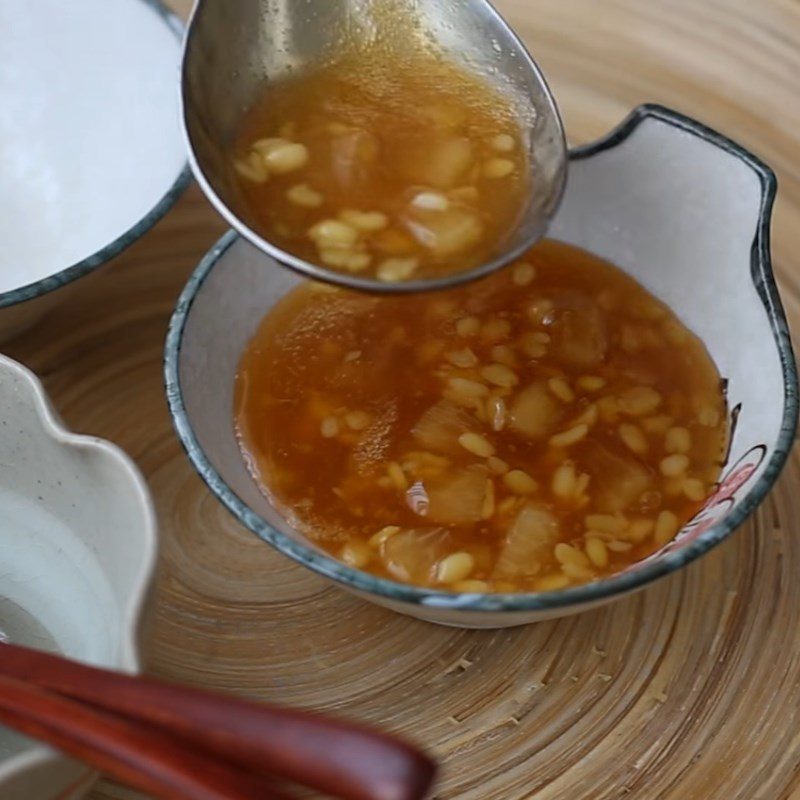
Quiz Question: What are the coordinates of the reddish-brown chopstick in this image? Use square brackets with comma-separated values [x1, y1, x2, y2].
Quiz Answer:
[0, 672, 294, 800]
[0, 642, 436, 800]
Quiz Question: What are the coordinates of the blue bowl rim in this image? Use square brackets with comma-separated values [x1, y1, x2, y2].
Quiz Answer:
[164, 103, 799, 614]
[0, 0, 191, 312]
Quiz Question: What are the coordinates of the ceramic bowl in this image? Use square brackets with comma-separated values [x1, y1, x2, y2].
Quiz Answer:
[165, 104, 797, 629]
[0, 355, 158, 799]
[0, 0, 189, 341]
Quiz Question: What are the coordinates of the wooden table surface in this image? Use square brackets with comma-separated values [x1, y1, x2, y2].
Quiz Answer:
[8, 1, 800, 798]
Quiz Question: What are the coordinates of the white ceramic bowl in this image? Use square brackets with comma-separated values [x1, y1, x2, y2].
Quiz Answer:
[0, 0, 188, 341]
[165, 105, 797, 629]
[0, 355, 158, 799]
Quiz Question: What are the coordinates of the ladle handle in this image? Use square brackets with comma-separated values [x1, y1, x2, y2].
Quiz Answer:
[0, 673, 292, 800]
[0, 642, 436, 800]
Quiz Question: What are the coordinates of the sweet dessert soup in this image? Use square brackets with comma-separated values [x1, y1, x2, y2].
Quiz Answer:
[235, 240, 727, 593]
[230, 44, 531, 283]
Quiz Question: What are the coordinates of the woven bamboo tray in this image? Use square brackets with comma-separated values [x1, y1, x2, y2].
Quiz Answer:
[12, 1, 799, 797]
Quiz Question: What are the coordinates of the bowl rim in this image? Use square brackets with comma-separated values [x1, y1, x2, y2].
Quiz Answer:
[0, 354, 159, 783]
[164, 103, 799, 615]
[0, 0, 191, 312]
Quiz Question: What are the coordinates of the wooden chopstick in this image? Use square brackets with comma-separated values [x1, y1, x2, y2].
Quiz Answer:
[0, 672, 293, 800]
[0, 642, 436, 800]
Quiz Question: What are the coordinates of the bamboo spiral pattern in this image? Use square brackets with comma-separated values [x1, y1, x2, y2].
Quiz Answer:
[8, 1, 798, 797]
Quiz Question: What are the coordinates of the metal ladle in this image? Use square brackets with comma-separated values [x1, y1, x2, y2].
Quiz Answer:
[181, 0, 567, 293]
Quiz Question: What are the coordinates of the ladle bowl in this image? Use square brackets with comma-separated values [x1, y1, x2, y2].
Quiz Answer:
[181, 0, 567, 292]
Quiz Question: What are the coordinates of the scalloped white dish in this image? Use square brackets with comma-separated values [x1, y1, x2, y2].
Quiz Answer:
[166, 105, 797, 628]
[0, 0, 188, 340]
[0, 355, 157, 799]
